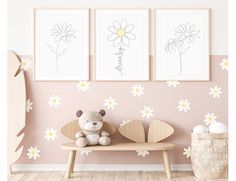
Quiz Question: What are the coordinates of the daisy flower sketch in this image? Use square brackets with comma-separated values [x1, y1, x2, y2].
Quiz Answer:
[203, 113, 217, 125]
[107, 19, 136, 76]
[131, 84, 144, 97]
[27, 146, 40, 160]
[209, 85, 222, 99]
[165, 23, 200, 75]
[140, 106, 154, 119]
[177, 99, 191, 112]
[44, 128, 58, 141]
[26, 99, 33, 112]
[47, 23, 77, 75]
[183, 146, 191, 158]
[108, 19, 136, 48]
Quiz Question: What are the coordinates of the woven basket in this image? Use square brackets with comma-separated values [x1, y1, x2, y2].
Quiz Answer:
[191, 133, 228, 179]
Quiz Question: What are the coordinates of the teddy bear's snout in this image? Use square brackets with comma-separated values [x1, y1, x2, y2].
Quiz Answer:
[93, 122, 97, 125]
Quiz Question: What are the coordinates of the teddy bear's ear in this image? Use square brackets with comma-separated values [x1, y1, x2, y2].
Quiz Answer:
[99, 109, 106, 117]
[76, 110, 83, 117]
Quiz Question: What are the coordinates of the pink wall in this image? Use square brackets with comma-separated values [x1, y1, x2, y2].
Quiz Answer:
[17, 55, 227, 164]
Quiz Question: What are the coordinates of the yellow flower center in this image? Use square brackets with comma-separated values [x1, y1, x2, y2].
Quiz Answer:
[117, 29, 125, 37]
[80, 83, 85, 87]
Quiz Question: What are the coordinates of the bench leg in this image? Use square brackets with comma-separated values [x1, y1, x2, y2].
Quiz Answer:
[65, 150, 76, 179]
[162, 150, 172, 179]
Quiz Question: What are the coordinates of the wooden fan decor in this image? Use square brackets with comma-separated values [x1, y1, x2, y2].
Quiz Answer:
[148, 120, 174, 143]
[119, 120, 145, 143]
[119, 120, 174, 143]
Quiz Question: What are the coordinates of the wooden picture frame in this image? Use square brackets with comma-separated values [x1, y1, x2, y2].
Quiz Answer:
[94, 9, 150, 81]
[34, 9, 90, 81]
[155, 9, 210, 81]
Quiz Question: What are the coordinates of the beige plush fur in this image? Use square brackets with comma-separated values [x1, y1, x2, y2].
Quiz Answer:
[75, 110, 111, 147]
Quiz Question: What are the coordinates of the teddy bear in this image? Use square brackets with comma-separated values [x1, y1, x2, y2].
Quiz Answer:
[75, 109, 111, 147]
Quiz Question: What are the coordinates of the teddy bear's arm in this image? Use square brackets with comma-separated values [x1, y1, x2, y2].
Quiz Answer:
[75, 131, 85, 138]
[101, 130, 110, 137]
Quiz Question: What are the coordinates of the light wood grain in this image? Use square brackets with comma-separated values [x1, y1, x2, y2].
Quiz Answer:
[8, 51, 26, 174]
[61, 120, 116, 141]
[61, 142, 175, 151]
[65, 150, 76, 179]
[119, 120, 145, 143]
[9, 171, 228, 181]
[148, 120, 174, 143]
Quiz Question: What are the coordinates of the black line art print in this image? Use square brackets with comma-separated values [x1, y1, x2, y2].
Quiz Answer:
[47, 23, 77, 75]
[165, 23, 200, 75]
[107, 19, 136, 76]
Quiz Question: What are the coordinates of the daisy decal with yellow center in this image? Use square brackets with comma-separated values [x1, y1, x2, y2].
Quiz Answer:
[76, 81, 90, 92]
[140, 106, 154, 119]
[131, 84, 144, 97]
[26, 146, 40, 160]
[209, 85, 223, 99]
[220, 58, 228, 71]
[183, 146, 191, 158]
[203, 113, 217, 125]
[20, 58, 32, 71]
[177, 99, 191, 112]
[48, 95, 61, 108]
[103, 97, 117, 110]
[44, 128, 58, 141]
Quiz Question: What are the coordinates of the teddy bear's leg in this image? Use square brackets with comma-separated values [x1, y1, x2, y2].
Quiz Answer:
[98, 136, 111, 146]
[76, 137, 88, 147]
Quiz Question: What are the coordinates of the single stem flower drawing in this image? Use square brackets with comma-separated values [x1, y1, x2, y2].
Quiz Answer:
[165, 23, 200, 75]
[107, 19, 136, 76]
[47, 23, 77, 75]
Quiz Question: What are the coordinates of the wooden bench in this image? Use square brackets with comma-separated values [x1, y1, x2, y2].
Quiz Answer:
[61, 120, 175, 179]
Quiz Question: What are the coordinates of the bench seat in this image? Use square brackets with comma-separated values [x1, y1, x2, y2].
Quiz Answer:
[61, 142, 175, 179]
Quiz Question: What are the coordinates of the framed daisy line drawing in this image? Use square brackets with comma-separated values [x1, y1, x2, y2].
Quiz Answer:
[95, 9, 149, 81]
[34, 9, 89, 81]
[155, 9, 210, 81]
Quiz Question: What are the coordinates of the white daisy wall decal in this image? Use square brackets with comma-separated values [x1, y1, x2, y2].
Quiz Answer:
[140, 106, 154, 119]
[177, 99, 191, 112]
[44, 128, 58, 141]
[203, 113, 217, 125]
[26, 146, 40, 160]
[166, 81, 180, 88]
[108, 19, 136, 48]
[220, 58, 228, 71]
[136, 150, 150, 157]
[209, 86, 223, 99]
[20, 58, 32, 71]
[131, 84, 144, 97]
[76, 81, 90, 92]
[183, 146, 191, 158]
[48, 95, 61, 108]
[103, 97, 117, 109]
[120, 120, 130, 127]
[26, 99, 33, 112]
[80, 150, 92, 156]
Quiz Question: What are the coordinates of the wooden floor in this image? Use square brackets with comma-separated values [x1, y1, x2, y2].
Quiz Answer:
[8, 171, 228, 181]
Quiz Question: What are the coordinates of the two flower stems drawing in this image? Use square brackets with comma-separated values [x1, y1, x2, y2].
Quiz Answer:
[46, 22, 199, 77]
[165, 23, 200, 75]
